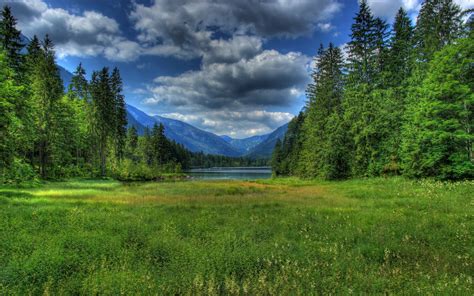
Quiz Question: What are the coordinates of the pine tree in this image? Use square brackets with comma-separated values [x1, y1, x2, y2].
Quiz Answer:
[90, 67, 115, 176]
[388, 8, 414, 87]
[0, 49, 22, 179]
[29, 35, 64, 178]
[401, 37, 473, 179]
[299, 43, 347, 179]
[126, 126, 139, 162]
[68, 63, 88, 100]
[271, 139, 283, 176]
[344, 0, 388, 176]
[111, 67, 127, 161]
[0, 6, 24, 73]
[415, 0, 463, 62]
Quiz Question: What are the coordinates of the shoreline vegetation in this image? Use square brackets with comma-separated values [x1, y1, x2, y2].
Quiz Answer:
[1, 177, 472, 294]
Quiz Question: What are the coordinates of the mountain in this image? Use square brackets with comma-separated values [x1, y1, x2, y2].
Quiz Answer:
[126, 104, 242, 156]
[59, 66, 73, 90]
[225, 134, 270, 154]
[245, 123, 289, 159]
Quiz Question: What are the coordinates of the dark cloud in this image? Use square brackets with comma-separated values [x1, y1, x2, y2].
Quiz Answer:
[145, 50, 309, 109]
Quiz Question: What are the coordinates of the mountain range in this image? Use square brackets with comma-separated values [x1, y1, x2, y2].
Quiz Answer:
[126, 104, 288, 158]
[58, 62, 288, 158]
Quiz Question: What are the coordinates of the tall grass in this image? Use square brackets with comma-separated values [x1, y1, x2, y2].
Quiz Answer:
[0, 177, 472, 294]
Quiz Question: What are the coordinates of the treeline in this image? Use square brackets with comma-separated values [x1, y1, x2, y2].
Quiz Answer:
[273, 0, 473, 180]
[0, 4, 129, 182]
[0, 6, 262, 183]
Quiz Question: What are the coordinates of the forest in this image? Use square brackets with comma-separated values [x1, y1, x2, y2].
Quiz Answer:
[272, 0, 473, 180]
[0, 5, 266, 183]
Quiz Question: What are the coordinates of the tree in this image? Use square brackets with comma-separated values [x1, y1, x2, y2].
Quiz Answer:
[0, 49, 22, 177]
[29, 35, 64, 178]
[90, 67, 115, 176]
[415, 0, 463, 62]
[0, 6, 23, 73]
[401, 37, 473, 179]
[68, 63, 88, 100]
[271, 139, 283, 176]
[343, 0, 389, 176]
[111, 67, 127, 161]
[299, 43, 347, 179]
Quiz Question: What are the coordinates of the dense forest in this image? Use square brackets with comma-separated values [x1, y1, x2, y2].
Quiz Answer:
[0, 6, 265, 183]
[273, 0, 473, 180]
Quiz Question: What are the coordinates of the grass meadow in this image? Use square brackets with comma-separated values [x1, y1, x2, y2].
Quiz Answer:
[0, 177, 472, 294]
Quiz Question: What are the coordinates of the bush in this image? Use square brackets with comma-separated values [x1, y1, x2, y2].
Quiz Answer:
[0, 158, 38, 184]
[112, 159, 162, 181]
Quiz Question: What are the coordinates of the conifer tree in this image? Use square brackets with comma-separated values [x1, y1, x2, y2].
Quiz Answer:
[344, 0, 388, 176]
[90, 67, 115, 176]
[271, 139, 283, 176]
[0, 6, 23, 73]
[111, 67, 127, 161]
[0, 49, 21, 177]
[69, 63, 88, 100]
[30, 35, 64, 178]
[401, 36, 473, 179]
[299, 43, 347, 179]
[415, 0, 463, 62]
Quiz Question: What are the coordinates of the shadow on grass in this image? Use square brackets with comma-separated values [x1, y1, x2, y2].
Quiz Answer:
[0, 190, 34, 199]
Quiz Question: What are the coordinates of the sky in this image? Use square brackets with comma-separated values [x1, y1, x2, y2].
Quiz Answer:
[2, 0, 473, 138]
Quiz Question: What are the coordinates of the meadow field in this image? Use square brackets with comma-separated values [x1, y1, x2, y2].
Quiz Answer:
[0, 178, 472, 295]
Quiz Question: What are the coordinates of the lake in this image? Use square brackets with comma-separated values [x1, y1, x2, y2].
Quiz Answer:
[186, 167, 272, 180]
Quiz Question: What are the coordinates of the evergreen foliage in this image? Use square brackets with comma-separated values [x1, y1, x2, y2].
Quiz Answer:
[273, 0, 473, 180]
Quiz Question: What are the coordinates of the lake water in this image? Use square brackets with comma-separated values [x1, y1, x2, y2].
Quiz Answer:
[186, 167, 272, 180]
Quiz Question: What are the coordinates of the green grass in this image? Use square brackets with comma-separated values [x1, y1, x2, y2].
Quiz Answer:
[0, 177, 472, 295]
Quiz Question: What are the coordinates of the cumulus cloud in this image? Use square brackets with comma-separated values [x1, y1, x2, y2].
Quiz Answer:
[143, 47, 309, 137]
[1, 0, 141, 61]
[367, 0, 473, 20]
[130, 0, 342, 59]
[145, 50, 310, 109]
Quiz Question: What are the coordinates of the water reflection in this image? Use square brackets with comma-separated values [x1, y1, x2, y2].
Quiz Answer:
[186, 167, 272, 180]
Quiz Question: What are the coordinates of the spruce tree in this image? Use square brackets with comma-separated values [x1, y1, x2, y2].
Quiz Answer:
[111, 67, 127, 161]
[271, 139, 283, 176]
[29, 35, 64, 178]
[299, 43, 347, 179]
[69, 63, 89, 100]
[401, 37, 473, 179]
[344, 0, 388, 176]
[415, 0, 463, 62]
[0, 49, 22, 178]
[0, 6, 23, 73]
[90, 67, 115, 176]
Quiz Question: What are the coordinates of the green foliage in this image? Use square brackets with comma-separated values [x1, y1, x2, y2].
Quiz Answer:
[401, 37, 474, 179]
[0, 178, 472, 294]
[272, 113, 304, 176]
[275, 0, 471, 181]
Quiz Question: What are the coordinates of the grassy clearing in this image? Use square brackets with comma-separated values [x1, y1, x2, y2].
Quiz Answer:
[0, 177, 472, 294]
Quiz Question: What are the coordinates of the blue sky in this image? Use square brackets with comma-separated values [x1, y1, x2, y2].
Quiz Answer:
[2, 0, 473, 138]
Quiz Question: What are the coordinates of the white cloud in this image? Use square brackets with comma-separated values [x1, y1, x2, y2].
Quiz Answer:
[130, 0, 342, 60]
[367, 0, 473, 20]
[317, 22, 334, 32]
[2, 0, 141, 61]
[162, 110, 294, 138]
